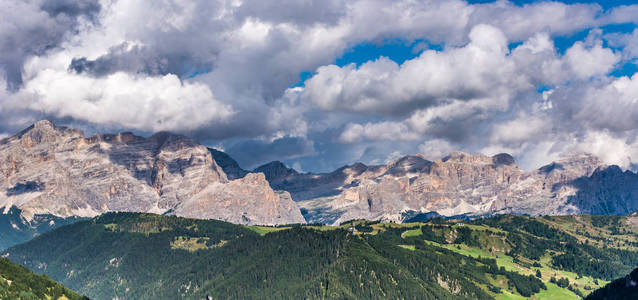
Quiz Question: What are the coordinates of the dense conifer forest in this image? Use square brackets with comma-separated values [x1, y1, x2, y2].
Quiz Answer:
[585, 267, 638, 300]
[3, 212, 638, 299]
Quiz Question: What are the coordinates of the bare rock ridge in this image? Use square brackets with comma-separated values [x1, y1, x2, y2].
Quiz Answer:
[0, 120, 304, 225]
[253, 161, 299, 182]
[208, 148, 248, 180]
[2, 120, 636, 228]
[211, 149, 638, 225]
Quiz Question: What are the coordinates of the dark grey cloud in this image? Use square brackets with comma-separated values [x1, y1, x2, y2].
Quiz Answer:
[68, 43, 213, 78]
[40, 0, 100, 19]
[223, 136, 315, 170]
[0, 0, 100, 89]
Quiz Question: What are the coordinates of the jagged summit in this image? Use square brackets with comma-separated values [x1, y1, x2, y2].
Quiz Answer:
[441, 151, 506, 165]
[33, 119, 55, 129]
[208, 149, 638, 224]
[5, 122, 633, 228]
[492, 153, 515, 166]
[0, 120, 304, 226]
[208, 148, 248, 180]
[292, 151, 638, 225]
[253, 160, 299, 182]
[385, 155, 432, 176]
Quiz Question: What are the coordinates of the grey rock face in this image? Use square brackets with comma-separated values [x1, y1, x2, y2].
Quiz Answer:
[263, 151, 636, 225]
[174, 173, 304, 225]
[208, 148, 248, 180]
[208, 147, 638, 225]
[253, 161, 299, 183]
[0, 120, 304, 225]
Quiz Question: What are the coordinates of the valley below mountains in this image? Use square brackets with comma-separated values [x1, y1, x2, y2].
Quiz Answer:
[1, 121, 638, 299]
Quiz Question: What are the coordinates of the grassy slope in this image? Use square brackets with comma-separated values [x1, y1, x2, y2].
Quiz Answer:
[310, 215, 636, 298]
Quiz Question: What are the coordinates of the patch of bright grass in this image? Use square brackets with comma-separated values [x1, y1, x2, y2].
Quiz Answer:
[533, 282, 580, 300]
[398, 245, 416, 251]
[401, 228, 422, 238]
[246, 226, 291, 236]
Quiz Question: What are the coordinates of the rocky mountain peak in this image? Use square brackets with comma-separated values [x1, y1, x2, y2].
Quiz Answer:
[8, 120, 79, 148]
[241, 172, 269, 185]
[589, 165, 626, 181]
[538, 152, 603, 179]
[33, 120, 55, 130]
[345, 162, 368, 174]
[253, 161, 298, 182]
[0, 121, 304, 225]
[385, 155, 432, 176]
[556, 152, 602, 167]
[208, 148, 248, 180]
[441, 151, 498, 165]
[492, 153, 516, 166]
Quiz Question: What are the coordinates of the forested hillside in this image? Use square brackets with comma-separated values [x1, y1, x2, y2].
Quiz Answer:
[585, 268, 638, 300]
[0, 257, 87, 300]
[3, 213, 638, 299]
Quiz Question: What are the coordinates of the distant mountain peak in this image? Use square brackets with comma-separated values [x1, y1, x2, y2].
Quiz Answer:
[538, 152, 603, 177]
[253, 161, 299, 182]
[556, 152, 602, 165]
[441, 151, 505, 165]
[33, 119, 55, 129]
[208, 148, 248, 180]
[385, 154, 431, 176]
[491, 153, 515, 166]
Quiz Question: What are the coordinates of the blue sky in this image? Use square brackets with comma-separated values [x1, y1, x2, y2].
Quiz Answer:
[2, 0, 638, 172]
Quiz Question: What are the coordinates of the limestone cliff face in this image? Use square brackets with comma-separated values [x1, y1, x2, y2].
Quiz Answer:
[174, 173, 303, 225]
[0, 120, 304, 225]
[226, 149, 633, 225]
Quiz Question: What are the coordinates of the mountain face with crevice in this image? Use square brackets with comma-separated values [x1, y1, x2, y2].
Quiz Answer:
[214, 150, 638, 225]
[0, 120, 304, 230]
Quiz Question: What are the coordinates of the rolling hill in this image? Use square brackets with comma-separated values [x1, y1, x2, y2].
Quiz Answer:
[3, 212, 638, 299]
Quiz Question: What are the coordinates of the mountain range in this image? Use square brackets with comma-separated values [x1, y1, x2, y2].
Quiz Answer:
[1, 120, 638, 250]
[213, 147, 638, 225]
